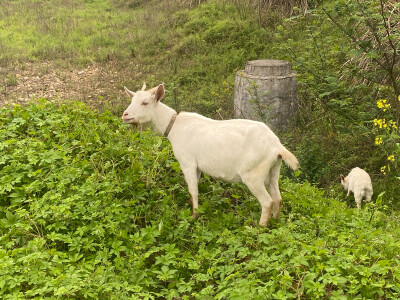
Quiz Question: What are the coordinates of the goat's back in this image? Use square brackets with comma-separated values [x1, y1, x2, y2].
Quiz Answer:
[168, 113, 291, 181]
[347, 167, 373, 194]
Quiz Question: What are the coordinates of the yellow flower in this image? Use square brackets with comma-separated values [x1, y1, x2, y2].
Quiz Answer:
[375, 137, 383, 145]
[389, 120, 398, 129]
[377, 99, 391, 111]
[387, 155, 395, 162]
[373, 118, 386, 128]
[398, 95, 400, 102]
[381, 166, 386, 174]
[377, 99, 386, 108]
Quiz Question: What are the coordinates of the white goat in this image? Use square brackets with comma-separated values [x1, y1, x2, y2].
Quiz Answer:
[122, 83, 299, 226]
[340, 167, 373, 209]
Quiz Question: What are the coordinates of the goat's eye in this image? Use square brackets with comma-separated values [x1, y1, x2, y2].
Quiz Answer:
[142, 102, 149, 106]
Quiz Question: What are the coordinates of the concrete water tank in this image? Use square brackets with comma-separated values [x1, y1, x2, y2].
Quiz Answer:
[234, 60, 298, 132]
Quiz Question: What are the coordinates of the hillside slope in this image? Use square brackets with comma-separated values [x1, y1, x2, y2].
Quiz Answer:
[2, 0, 399, 201]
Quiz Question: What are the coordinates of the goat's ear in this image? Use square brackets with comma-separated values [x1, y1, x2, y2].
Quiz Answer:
[124, 86, 135, 98]
[154, 84, 165, 102]
[340, 174, 345, 182]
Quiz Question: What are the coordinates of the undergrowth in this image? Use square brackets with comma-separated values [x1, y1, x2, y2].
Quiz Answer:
[1, 101, 399, 299]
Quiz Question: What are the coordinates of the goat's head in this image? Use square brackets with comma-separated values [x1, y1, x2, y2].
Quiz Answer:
[122, 82, 165, 124]
[340, 174, 348, 189]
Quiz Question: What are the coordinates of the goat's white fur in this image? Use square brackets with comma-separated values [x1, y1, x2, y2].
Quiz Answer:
[122, 83, 299, 226]
[340, 167, 373, 209]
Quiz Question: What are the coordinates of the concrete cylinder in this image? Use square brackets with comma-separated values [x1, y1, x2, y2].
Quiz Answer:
[234, 60, 298, 132]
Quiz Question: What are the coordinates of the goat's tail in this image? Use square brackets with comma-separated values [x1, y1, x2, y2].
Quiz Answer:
[279, 148, 299, 171]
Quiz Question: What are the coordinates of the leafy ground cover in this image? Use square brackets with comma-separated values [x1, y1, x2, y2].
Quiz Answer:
[1, 101, 399, 299]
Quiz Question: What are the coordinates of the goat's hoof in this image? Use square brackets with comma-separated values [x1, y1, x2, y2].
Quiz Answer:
[192, 212, 199, 219]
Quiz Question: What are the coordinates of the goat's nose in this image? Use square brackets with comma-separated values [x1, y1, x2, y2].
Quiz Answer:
[122, 111, 128, 119]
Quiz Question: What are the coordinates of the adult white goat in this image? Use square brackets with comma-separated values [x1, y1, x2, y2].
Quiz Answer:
[122, 83, 299, 226]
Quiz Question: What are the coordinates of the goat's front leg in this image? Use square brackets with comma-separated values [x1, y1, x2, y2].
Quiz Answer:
[182, 167, 200, 219]
[187, 169, 201, 206]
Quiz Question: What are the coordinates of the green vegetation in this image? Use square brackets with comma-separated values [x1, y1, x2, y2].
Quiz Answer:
[1, 101, 399, 298]
[0, 0, 138, 66]
[1, 0, 398, 200]
[1, 0, 400, 298]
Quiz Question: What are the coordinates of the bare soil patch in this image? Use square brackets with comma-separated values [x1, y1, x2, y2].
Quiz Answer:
[0, 61, 140, 112]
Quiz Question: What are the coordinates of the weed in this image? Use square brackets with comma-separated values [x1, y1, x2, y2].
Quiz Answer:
[6, 74, 18, 86]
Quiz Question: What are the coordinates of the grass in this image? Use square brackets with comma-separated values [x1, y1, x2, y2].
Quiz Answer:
[0, 0, 136, 65]
[0, 0, 334, 121]
[0, 1, 399, 296]
[0, 0, 280, 117]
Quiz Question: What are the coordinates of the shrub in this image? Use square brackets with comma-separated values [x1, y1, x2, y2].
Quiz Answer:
[372, 96, 400, 203]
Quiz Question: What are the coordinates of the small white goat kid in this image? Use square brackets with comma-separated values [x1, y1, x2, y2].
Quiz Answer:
[340, 167, 373, 209]
[122, 83, 299, 226]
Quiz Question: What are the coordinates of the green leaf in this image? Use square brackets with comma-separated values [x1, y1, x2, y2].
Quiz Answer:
[348, 48, 364, 58]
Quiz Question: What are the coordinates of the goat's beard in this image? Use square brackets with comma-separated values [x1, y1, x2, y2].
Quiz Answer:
[129, 123, 139, 131]
[130, 123, 147, 132]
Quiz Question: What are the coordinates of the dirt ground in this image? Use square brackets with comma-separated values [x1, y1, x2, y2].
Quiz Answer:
[0, 61, 140, 112]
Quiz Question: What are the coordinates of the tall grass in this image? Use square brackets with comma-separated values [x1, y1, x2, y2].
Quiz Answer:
[0, 0, 141, 66]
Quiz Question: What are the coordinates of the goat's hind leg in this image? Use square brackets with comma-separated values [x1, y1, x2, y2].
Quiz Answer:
[243, 175, 274, 226]
[365, 190, 373, 203]
[268, 159, 282, 219]
[355, 194, 362, 209]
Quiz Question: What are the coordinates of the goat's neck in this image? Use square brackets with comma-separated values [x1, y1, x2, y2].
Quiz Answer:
[151, 102, 177, 136]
